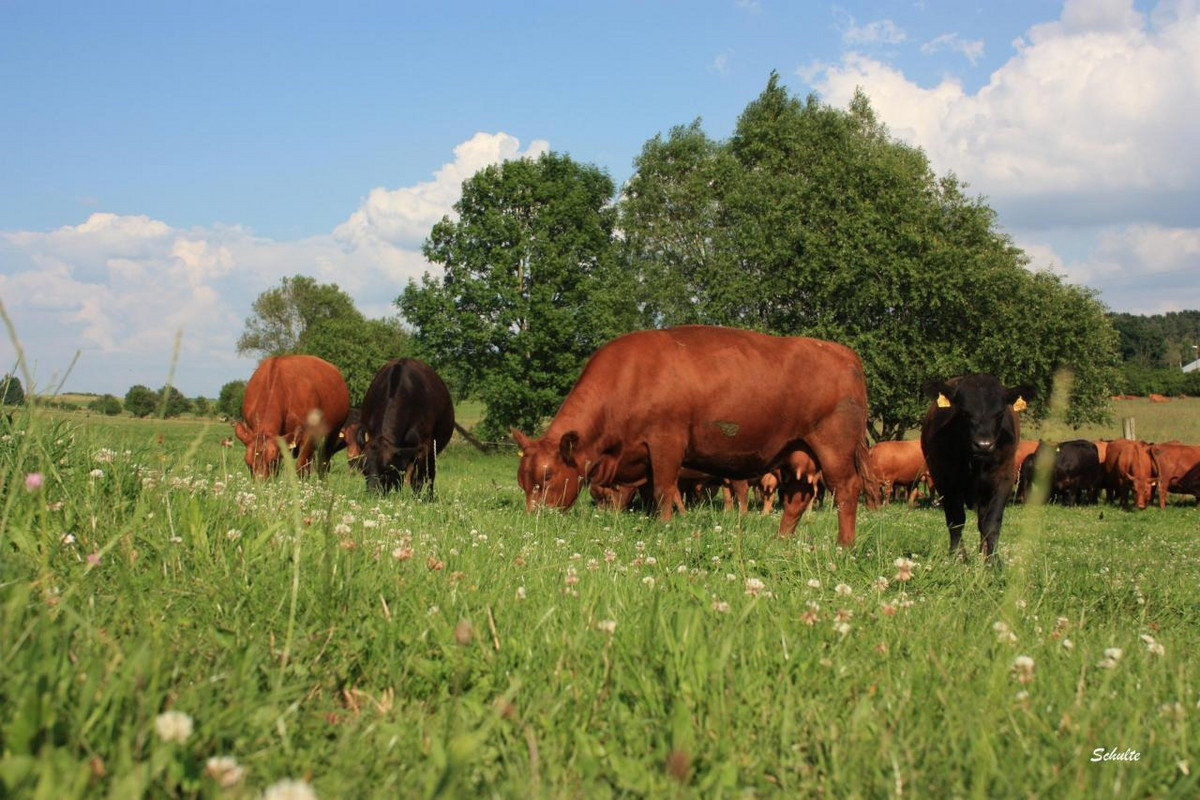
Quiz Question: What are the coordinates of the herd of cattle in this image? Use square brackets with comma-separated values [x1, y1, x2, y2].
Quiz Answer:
[230, 326, 1200, 559]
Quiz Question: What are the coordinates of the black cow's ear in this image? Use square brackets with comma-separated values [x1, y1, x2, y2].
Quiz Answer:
[560, 431, 581, 467]
[922, 379, 952, 403]
[1006, 384, 1035, 410]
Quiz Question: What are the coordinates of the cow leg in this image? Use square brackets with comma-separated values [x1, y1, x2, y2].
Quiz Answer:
[942, 496, 967, 557]
[411, 450, 436, 499]
[777, 477, 815, 537]
[647, 445, 685, 520]
[805, 442, 862, 549]
[729, 480, 749, 514]
[977, 486, 1010, 565]
[905, 482, 920, 509]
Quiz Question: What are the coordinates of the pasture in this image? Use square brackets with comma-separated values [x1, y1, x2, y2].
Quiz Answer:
[1, 405, 1197, 798]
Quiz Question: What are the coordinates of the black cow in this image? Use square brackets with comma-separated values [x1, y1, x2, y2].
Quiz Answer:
[358, 359, 455, 495]
[1051, 439, 1103, 506]
[920, 374, 1033, 561]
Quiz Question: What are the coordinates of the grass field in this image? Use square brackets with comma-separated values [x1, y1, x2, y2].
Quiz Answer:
[1, 405, 1197, 798]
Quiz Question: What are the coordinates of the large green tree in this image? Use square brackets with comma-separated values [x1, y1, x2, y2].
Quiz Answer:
[236, 276, 360, 358]
[397, 151, 638, 439]
[297, 315, 411, 405]
[621, 74, 1120, 438]
[217, 380, 246, 419]
[123, 385, 157, 418]
[237, 276, 411, 406]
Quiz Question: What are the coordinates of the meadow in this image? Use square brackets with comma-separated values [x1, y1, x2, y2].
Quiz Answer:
[1, 402, 1197, 798]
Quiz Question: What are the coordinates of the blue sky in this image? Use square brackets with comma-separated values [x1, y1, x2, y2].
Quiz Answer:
[2, 0, 1198, 396]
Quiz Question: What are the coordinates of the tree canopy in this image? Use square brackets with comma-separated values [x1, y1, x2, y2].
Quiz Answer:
[397, 152, 639, 440]
[237, 276, 411, 406]
[620, 74, 1119, 437]
[1, 374, 25, 406]
[217, 380, 246, 419]
[123, 385, 157, 418]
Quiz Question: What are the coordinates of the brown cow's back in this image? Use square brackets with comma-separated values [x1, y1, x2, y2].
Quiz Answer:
[514, 326, 871, 546]
[237, 355, 350, 477]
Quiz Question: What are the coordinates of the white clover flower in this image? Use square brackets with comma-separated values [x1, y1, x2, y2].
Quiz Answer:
[835, 583, 852, 596]
[262, 778, 318, 800]
[204, 756, 245, 788]
[744, 577, 766, 596]
[806, 578, 822, 589]
[873, 577, 889, 591]
[154, 710, 194, 744]
[89, 468, 104, 479]
[1098, 647, 1124, 669]
[596, 619, 617, 634]
[711, 599, 731, 613]
[1011, 655, 1036, 684]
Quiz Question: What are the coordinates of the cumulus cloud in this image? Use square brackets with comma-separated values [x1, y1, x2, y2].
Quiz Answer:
[806, 0, 1200, 312]
[833, 8, 907, 46]
[333, 132, 549, 251]
[920, 33, 985, 65]
[810, 0, 1200, 214]
[0, 132, 549, 395]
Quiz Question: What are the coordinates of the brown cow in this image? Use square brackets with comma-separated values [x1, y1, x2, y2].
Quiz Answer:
[868, 440, 927, 508]
[1150, 441, 1200, 507]
[234, 355, 351, 479]
[511, 326, 872, 545]
[1103, 438, 1155, 510]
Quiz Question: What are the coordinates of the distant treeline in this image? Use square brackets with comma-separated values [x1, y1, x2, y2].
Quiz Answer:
[1110, 310, 1200, 396]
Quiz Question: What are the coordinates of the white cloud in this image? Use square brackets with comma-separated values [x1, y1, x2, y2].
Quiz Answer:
[811, 0, 1200, 210]
[1014, 223, 1200, 313]
[921, 33, 985, 65]
[834, 8, 907, 46]
[0, 132, 549, 395]
[333, 132, 549, 250]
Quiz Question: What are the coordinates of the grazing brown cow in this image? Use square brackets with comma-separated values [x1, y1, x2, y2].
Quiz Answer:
[868, 440, 927, 508]
[1149, 441, 1200, 507]
[511, 326, 872, 545]
[1103, 438, 1155, 510]
[234, 355, 351, 479]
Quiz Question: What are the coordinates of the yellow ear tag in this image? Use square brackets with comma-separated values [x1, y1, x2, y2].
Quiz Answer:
[1012, 396, 1027, 412]
[517, 449, 524, 458]
[937, 393, 951, 408]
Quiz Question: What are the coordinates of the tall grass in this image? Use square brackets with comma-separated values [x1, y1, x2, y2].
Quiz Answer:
[1, 407, 1196, 798]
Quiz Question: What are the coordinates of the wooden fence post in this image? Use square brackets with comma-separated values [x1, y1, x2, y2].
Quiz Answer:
[1122, 417, 1136, 440]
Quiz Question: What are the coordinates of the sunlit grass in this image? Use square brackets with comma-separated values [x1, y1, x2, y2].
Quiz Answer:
[1, 406, 1196, 797]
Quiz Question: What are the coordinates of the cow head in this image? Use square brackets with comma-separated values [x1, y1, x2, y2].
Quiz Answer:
[359, 428, 423, 493]
[924, 376, 1034, 456]
[511, 428, 587, 512]
[234, 422, 282, 478]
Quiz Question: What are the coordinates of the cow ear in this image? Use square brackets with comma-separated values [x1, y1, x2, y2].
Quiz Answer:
[559, 431, 581, 467]
[922, 379, 952, 404]
[589, 436, 623, 484]
[510, 428, 533, 455]
[1006, 385, 1035, 410]
[234, 422, 252, 444]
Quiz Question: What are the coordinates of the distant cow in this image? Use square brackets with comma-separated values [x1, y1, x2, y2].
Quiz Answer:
[757, 448, 824, 517]
[1149, 441, 1200, 507]
[357, 359, 455, 495]
[1050, 440, 1104, 506]
[328, 408, 364, 470]
[678, 470, 751, 514]
[920, 374, 1033, 559]
[511, 326, 872, 545]
[1103, 438, 1155, 510]
[234, 355, 351, 479]
[868, 440, 927, 508]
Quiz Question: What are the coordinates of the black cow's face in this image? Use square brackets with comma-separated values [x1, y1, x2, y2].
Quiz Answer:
[926, 376, 1033, 456]
[360, 433, 418, 493]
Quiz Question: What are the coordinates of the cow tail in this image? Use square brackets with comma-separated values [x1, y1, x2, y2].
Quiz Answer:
[856, 438, 881, 510]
